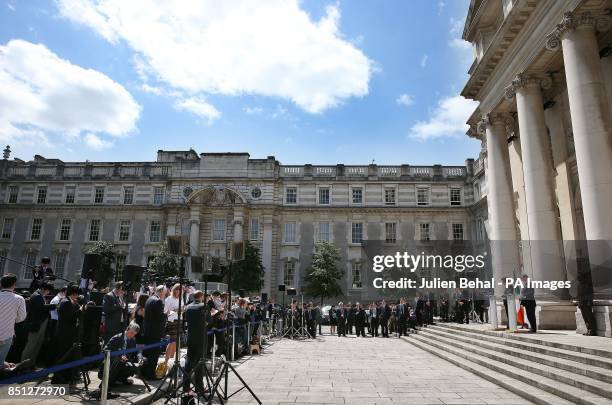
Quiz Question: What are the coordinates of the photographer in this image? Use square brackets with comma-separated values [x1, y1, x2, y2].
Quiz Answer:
[29, 257, 54, 293]
[142, 285, 167, 380]
[183, 290, 207, 395]
[21, 281, 52, 366]
[51, 284, 81, 384]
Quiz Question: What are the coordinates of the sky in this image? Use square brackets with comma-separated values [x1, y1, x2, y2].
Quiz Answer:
[0, 0, 480, 165]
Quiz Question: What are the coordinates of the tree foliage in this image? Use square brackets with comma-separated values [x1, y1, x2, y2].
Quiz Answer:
[304, 241, 344, 304]
[229, 242, 265, 293]
[148, 242, 180, 278]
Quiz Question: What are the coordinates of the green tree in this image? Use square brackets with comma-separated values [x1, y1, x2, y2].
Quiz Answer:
[148, 242, 180, 278]
[304, 241, 344, 305]
[229, 242, 264, 293]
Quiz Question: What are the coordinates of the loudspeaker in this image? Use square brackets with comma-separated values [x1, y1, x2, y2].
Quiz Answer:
[167, 235, 189, 256]
[238, 289, 245, 298]
[261, 293, 268, 304]
[123, 265, 146, 292]
[81, 254, 101, 279]
[278, 284, 285, 292]
[190, 256, 203, 273]
[286, 287, 297, 296]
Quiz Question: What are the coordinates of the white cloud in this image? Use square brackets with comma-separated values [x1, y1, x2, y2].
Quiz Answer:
[0, 39, 140, 148]
[408, 95, 478, 141]
[438, 1, 446, 14]
[174, 97, 221, 123]
[420, 54, 428, 68]
[84, 133, 113, 150]
[243, 106, 263, 115]
[57, 0, 374, 114]
[396, 93, 415, 107]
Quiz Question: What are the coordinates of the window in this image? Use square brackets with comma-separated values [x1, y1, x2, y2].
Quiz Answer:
[318, 222, 330, 242]
[352, 187, 363, 204]
[94, 187, 105, 204]
[213, 219, 226, 241]
[385, 222, 397, 244]
[153, 186, 165, 205]
[1, 218, 13, 240]
[384, 188, 396, 205]
[283, 261, 295, 286]
[36, 186, 47, 204]
[89, 219, 101, 241]
[419, 223, 430, 241]
[115, 254, 126, 281]
[351, 222, 363, 244]
[64, 186, 76, 204]
[417, 188, 429, 206]
[23, 252, 37, 279]
[8, 186, 18, 204]
[351, 262, 363, 288]
[284, 222, 296, 243]
[123, 186, 134, 205]
[30, 218, 43, 241]
[452, 223, 464, 241]
[149, 220, 161, 243]
[54, 252, 67, 278]
[285, 187, 297, 204]
[118, 220, 131, 242]
[249, 218, 259, 241]
[450, 188, 462, 206]
[59, 218, 72, 241]
[318, 187, 330, 205]
[474, 183, 481, 200]
[477, 218, 486, 241]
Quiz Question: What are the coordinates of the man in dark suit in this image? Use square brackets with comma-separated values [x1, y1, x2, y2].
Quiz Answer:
[103, 281, 127, 343]
[183, 291, 207, 395]
[29, 257, 54, 292]
[142, 285, 167, 379]
[306, 302, 317, 338]
[336, 302, 347, 337]
[380, 300, 391, 337]
[520, 274, 537, 333]
[396, 298, 408, 336]
[99, 322, 143, 387]
[355, 303, 367, 337]
[21, 281, 52, 365]
[51, 285, 81, 384]
[370, 303, 379, 337]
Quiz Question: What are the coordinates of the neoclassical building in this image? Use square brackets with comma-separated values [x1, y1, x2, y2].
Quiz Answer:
[0, 150, 483, 302]
[461, 0, 612, 334]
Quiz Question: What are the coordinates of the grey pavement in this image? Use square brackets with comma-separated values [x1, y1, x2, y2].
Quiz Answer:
[226, 328, 531, 405]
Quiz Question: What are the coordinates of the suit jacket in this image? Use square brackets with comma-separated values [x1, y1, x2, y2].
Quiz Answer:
[104, 332, 137, 362]
[184, 301, 206, 346]
[397, 303, 408, 320]
[335, 308, 347, 321]
[25, 290, 50, 331]
[57, 298, 81, 347]
[143, 295, 166, 341]
[355, 309, 367, 325]
[103, 291, 126, 336]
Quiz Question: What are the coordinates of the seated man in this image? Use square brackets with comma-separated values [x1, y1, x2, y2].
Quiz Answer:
[99, 322, 145, 387]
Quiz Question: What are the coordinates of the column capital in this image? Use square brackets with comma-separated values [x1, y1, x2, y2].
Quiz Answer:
[546, 11, 611, 51]
[477, 112, 514, 136]
[504, 73, 552, 100]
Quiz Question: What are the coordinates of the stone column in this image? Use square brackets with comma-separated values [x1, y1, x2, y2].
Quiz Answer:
[189, 207, 200, 255]
[546, 12, 612, 245]
[233, 206, 244, 243]
[477, 113, 521, 296]
[262, 214, 273, 295]
[505, 74, 566, 298]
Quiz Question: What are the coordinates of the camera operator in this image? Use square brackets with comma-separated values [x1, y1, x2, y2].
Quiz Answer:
[142, 285, 167, 380]
[21, 281, 53, 366]
[51, 284, 82, 384]
[29, 257, 54, 293]
[183, 290, 207, 396]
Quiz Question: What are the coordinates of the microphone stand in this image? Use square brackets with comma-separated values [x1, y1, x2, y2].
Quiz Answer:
[0, 254, 73, 285]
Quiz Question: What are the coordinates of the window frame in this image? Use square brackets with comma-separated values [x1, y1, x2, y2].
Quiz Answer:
[58, 218, 73, 241]
[283, 221, 297, 244]
[351, 222, 363, 244]
[123, 186, 135, 205]
[285, 186, 298, 205]
[212, 218, 226, 241]
[7, 185, 19, 204]
[88, 218, 102, 242]
[416, 187, 430, 206]
[149, 219, 162, 243]
[351, 186, 363, 205]
[450, 187, 462, 206]
[318, 186, 331, 205]
[351, 261, 363, 289]
[1, 218, 14, 240]
[94, 186, 105, 204]
[36, 186, 48, 204]
[117, 219, 132, 242]
[29, 218, 43, 241]
[64, 185, 76, 204]
[384, 222, 397, 244]
[384, 187, 397, 206]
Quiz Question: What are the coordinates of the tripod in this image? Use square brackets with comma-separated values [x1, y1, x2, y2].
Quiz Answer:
[206, 355, 261, 404]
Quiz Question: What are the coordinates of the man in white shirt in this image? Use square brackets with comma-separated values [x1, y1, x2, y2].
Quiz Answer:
[0, 273, 27, 369]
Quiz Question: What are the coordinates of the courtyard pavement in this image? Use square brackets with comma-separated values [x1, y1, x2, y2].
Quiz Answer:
[225, 328, 531, 405]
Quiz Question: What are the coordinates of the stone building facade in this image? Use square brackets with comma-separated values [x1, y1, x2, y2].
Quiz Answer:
[0, 150, 483, 302]
[461, 0, 612, 334]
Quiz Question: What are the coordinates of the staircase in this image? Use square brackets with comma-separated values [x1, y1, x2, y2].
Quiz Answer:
[402, 323, 612, 405]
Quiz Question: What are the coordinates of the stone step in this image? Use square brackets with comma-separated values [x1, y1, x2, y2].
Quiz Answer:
[439, 323, 612, 359]
[403, 334, 611, 405]
[417, 328, 612, 398]
[426, 325, 612, 384]
[430, 323, 612, 370]
[402, 335, 575, 405]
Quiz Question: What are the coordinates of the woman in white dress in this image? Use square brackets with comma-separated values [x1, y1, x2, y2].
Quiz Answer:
[163, 284, 181, 364]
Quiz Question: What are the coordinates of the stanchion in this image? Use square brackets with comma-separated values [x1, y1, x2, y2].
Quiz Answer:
[100, 350, 110, 405]
[489, 295, 498, 329]
[211, 335, 216, 373]
[231, 324, 236, 361]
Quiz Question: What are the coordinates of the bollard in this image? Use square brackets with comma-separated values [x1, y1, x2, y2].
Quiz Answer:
[211, 334, 216, 374]
[100, 350, 111, 405]
[507, 293, 518, 332]
[247, 322, 251, 346]
[231, 324, 236, 361]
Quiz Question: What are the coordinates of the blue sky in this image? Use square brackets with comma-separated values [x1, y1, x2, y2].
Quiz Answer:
[0, 0, 480, 165]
